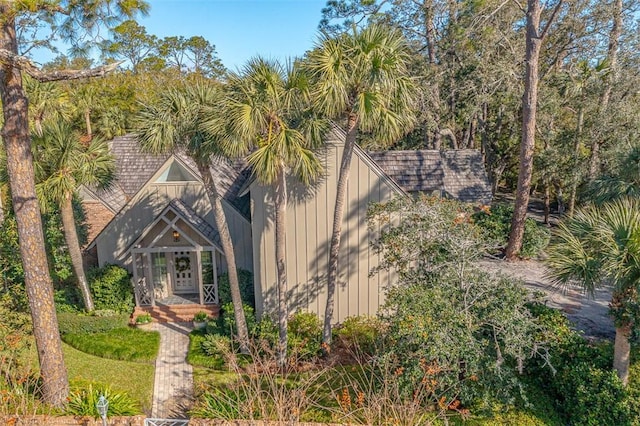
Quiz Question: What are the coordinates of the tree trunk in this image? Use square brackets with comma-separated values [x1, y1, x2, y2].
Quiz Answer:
[568, 106, 584, 217]
[505, 0, 543, 260]
[274, 164, 288, 368]
[423, 0, 437, 64]
[0, 8, 69, 407]
[323, 113, 359, 348]
[613, 323, 631, 386]
[197, 161, 250, 353]
[60, 195, 94, 311]
[543, 181, 550, 225]
[84, 108, 92, 140]
[588, 0, 621, 180]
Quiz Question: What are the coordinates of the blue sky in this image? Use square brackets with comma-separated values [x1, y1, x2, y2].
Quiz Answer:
[141, 0, 327, 70]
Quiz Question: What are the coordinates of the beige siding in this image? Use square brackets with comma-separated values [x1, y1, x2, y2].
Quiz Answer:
[251, 133, 401, 323]
[95, 181, 253, 273]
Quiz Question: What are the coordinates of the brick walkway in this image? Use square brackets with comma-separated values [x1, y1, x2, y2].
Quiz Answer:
[151, 322, 194, 418]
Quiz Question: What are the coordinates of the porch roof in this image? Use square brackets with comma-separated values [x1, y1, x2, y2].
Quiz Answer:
[122, 198, 222, 259]
[167, 198, 222, 247]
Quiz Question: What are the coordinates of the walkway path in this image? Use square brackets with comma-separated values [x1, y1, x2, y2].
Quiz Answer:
[478, 258, 615, 340]
[151, 322, 194, 419]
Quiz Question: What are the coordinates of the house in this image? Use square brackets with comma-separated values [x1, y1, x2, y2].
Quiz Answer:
[82, 127, 491, 322]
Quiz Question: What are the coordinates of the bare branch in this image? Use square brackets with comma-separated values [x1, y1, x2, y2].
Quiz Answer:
[540, 0, 564, 40]
[0, 49, 122, 82]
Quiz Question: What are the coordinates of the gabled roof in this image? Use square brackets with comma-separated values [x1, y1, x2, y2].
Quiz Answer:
[87, 134, 252, 219]
[121, 198, 222, 260]
[168, 199, 221, 248]
[368, 149, 492, 204]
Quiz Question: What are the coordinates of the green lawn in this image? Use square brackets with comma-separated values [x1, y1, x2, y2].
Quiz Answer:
[62, 327, 160, 362]
[63, 343, 155, 414]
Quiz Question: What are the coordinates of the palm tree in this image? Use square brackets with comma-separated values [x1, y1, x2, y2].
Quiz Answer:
[133, 80, 251, 353]
[225, 57, 326, 367]
[32, 122, 115, 311]
[305, 24, 417, 347]
[545, 197, 640, 386]
[24, 76, 72, 137]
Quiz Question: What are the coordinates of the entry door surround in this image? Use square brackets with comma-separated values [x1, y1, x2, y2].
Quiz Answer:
[171, 250, 197, 294]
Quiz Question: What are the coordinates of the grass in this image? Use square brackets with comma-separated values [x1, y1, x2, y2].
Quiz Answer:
[62, 327, 160, 362]
[63, 343, 155, 413]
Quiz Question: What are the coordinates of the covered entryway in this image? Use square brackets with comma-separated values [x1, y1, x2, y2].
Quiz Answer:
[128, 199, 225, 307]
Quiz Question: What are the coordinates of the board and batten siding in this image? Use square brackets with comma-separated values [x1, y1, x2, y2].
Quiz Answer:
[251, 133, 401, 323]
[95, 181, 253, 273]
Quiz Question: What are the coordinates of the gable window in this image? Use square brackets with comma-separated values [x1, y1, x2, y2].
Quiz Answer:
[155, 161, 198, 183]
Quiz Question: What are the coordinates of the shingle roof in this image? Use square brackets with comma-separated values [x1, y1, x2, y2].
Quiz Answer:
[89, 134, 251, 219]
[168, 199, 221, 247]
[368, 149, 492, 204]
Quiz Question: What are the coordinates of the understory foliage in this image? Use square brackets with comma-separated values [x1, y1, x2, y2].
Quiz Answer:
[526, 303, 634, 425]
[87, 264, 134, 313]
[368, 196, 551, 410]
[66, 384, 140, 416]
[217, 269, 255, 308]
[472, 203, 550, 258]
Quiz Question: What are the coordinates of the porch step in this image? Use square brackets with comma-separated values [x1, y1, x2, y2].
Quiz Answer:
[132, 304, 219, 324]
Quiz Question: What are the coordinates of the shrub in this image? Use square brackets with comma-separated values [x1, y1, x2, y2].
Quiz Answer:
[87, 264, 134, 314]
[66, 384, 140, 416]
[217, 269, 255, 308]
[54, 287, 82, 313]
[57, 312, 129, 335]
[333, 315, 383, 356]
[526, 303, 632, 425]
[218, 302, 257, 337]
[200, 334, 232, 357]
[472, 203, 550, 258]
[288, 311, 321, 360]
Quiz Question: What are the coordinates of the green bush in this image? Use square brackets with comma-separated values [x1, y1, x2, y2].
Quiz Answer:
[57, 312, 129, 335]
[288, 311, 321, 360]
[200, 334, 232, 357]
[87, 264, 134, 314]
[66, 383, 140, 416]
[187, 330, 226, 369]
[217, 269, 255, 308]
[218, 302, 257, 337]
[54, 287, 82, 313]
[333, 315, 383, 355]
[526, 303, 632, 425]
[472, 203, 550, 258]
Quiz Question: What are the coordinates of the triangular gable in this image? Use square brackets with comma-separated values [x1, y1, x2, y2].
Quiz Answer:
[87, 154, 203, 250]
[119, 199, 222, 260]
[155, 160, 199, 183]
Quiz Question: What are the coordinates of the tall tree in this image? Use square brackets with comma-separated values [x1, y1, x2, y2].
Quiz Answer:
[100, 20, 158, 72]
[588, 0, 623, 180]
[33, 121, 114, 312]
[133, 80, 251, 353]
[505, 0, 564, 259]
[306, 24, 417, 348]
[225, 57, 326, 367]
[546, 197, 640, 386]
[0, 0, 148, 406]
[158, 35, 226, 78]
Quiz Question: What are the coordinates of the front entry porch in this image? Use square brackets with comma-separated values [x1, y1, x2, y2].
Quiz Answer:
[127, 199, 226, 308]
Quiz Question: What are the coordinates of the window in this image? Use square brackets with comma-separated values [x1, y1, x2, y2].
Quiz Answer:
[201, 251, 214, 285]
[155, 161, 198, 183]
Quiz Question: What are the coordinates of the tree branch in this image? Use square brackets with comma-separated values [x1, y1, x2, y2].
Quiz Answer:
[0, 49, 122, 82]
[540, 0, 564, 40]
